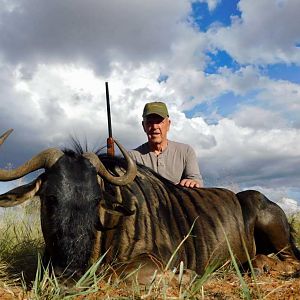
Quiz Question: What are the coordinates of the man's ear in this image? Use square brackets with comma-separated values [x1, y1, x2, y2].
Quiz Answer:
[167, 118, 171, 131]
[142, 120, 146, 133]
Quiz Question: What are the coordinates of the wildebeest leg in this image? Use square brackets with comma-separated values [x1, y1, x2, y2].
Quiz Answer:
[251, 254, 300, 275]
[237, 190, 300, 273]
[110, 253, 164, 285]
[109, 253, 195, 286]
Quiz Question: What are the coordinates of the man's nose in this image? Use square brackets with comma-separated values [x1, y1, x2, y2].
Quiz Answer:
[152, 123, 161, 129]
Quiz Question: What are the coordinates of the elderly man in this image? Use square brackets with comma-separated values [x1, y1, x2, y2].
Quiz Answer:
[130, 101, 203, 188]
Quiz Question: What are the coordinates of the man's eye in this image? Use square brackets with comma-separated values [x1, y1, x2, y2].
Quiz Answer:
[146, 119, 163, 125]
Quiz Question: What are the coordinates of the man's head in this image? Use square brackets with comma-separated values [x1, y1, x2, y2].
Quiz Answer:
[142, 102, 171, 147]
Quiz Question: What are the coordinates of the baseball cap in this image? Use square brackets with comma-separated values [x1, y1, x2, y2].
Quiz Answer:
[142, 102, 169, 118]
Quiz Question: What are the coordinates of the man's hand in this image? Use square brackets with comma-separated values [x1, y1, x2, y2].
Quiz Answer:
[179, 179, 202, 188]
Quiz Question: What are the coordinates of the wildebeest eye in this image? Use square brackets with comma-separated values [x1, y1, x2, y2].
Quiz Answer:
[47, 195, 58, 203]
[93, 198, 101, 209]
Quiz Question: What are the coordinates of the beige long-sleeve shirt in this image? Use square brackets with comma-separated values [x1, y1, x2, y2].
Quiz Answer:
[130, 140, 203, 185]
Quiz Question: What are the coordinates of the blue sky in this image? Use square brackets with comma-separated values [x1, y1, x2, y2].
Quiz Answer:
[266, 63, 300, 83]
[0, 0, 299, 212]
[191, 0, 241, 30]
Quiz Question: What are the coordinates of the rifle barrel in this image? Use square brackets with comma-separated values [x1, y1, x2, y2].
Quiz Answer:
[105, 82, 113, 138]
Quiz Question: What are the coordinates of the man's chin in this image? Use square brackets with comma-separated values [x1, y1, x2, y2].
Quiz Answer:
[148, 136, 161, 143]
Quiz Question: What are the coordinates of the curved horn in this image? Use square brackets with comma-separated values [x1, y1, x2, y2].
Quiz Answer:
[83, 139, 137, 186]
[0, 129, 64, 181]
[0, 129, 14, 146]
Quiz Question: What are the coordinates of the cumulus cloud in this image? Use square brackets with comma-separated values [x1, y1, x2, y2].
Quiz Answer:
[0, 0, 190, 72]
[199, 118, 300, 187]
[232, 106, 288, 129]
[207, 0, 300, 64]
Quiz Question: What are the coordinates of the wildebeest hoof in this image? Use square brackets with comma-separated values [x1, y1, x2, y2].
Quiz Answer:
[263, 264, 270, 273]
[253, 267, 263, 276]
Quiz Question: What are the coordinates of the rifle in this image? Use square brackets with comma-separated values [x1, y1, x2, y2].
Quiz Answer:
[105, 82, 115, 157]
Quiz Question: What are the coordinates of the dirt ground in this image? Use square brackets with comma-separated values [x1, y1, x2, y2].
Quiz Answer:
[1, 271, 300, 299]
[202, 272, 300, 299]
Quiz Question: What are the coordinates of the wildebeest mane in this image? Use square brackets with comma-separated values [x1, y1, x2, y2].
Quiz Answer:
[63, 137, 105, 156]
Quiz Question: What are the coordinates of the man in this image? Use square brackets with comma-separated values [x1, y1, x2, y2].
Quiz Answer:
[130, 101, 203, 188]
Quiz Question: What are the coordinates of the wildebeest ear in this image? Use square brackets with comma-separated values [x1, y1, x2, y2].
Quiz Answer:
[0, 178, 42, 207]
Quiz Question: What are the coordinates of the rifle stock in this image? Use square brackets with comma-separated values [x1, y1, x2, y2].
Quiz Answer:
[107, 137, 115, 157]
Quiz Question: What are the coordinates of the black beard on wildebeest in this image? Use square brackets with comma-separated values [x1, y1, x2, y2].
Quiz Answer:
[39, 150, 101, 278]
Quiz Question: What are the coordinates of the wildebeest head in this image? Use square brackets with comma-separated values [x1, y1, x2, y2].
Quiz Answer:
[0, 129, 137, 278]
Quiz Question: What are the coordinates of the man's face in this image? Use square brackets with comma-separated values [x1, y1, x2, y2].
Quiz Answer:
[142, 114, 170, 145]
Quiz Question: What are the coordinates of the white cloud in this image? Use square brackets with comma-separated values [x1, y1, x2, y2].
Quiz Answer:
[198, 118, 300, 187]
[232, 106, 288, 129]
[207, 0, 300, 64]
[0, 0, 191, 71]
[257, 78, 300, 114]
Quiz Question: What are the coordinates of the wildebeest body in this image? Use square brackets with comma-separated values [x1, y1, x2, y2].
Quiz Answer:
[97, 158, 298, 275]
[0, 129, 299, 278]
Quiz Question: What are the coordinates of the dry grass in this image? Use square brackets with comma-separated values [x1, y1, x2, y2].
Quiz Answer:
[0, 202, 300, 299]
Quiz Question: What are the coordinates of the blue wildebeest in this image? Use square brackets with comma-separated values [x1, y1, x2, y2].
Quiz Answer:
[0, 129, 299, 281]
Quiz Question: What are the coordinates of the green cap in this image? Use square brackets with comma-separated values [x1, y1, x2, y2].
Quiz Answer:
[142, 102, 169, 118]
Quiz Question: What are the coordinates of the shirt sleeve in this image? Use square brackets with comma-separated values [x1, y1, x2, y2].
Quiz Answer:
[183, 146, 204, 186]
[129, 150, 138, 161]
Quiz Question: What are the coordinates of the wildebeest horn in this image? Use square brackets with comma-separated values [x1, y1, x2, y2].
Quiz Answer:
[0, 129, 64, 181]
[0, 129, 13, 146]
[83, 139, 137, 186]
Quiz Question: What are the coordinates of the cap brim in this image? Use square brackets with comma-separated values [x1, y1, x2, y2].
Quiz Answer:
[143, 111, 168, 118]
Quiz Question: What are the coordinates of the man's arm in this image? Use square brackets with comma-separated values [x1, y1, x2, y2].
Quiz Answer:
[179, 145, 203, 188]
